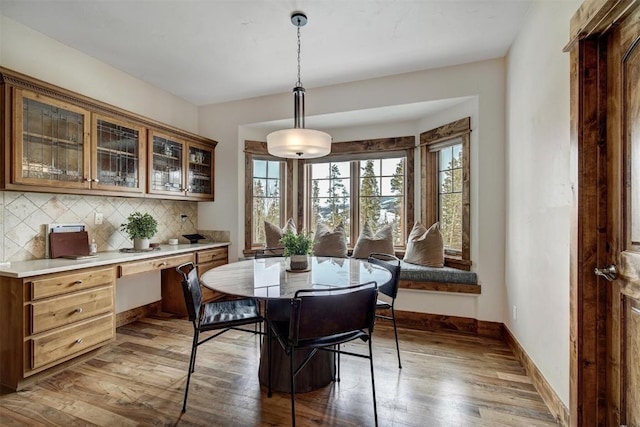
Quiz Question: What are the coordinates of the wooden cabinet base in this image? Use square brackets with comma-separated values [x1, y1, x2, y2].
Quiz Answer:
[0, 266, 115, 391]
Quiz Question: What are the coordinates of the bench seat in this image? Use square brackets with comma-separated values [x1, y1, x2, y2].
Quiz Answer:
[398, 261, 480, 294]
[399, 261, 477, 284]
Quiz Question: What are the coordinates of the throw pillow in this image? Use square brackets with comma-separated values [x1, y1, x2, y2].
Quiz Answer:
[403, 222, 444, 267]
[264, 218, 296, 248]
[313, 222, 348, 258]
[351, 222, 395, 259]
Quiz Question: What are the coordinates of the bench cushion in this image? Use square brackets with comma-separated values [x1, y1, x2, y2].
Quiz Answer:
[399, 261, 477, 284]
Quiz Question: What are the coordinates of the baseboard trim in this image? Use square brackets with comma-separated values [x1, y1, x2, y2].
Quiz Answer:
[389, 308, 504, 339]
[503, 326, 569, 427]
[116, 301, 163, 327]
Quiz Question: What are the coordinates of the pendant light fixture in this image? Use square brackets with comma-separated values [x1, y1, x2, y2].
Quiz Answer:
[266, 12, 332, 159]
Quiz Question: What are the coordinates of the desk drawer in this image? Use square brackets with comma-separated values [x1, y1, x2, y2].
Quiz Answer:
[30, 313, 114, 369]
[31, 267, 115, 300]
[119, 253, 193, 277]
[30, 286, 114, 334]
[196, 247, 228, 265]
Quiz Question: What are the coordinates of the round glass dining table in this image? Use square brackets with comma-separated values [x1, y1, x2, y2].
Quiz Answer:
[200, 256, 392, 299]
[199, 256, 392, 393]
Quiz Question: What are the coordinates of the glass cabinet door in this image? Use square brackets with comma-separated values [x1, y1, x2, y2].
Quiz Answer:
[187, 143, 214, 199]
[15, 89, 90, 188]
[149, 131, 185, 195]
[92, 114, 145, 193]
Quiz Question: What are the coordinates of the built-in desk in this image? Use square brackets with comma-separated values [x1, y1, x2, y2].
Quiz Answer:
[0, 242, 229, 392]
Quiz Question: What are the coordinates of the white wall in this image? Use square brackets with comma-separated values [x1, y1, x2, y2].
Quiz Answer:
[0, 16, 198, 132]
[505, 0, 579, 407]
[198, 59, 506, 323]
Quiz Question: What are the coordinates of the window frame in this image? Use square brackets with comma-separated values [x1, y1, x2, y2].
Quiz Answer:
[244, 140, 294, 255]
[300, 136, 415, 249]
[420, 118, 471, 270]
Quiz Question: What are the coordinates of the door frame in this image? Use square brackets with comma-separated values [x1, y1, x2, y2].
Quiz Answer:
[567, 0, 639, 425]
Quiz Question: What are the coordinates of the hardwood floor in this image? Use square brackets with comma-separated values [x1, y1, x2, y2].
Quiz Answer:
[0, 314, 559, 426]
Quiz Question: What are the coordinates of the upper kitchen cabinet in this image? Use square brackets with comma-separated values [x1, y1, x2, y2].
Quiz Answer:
[92, 114, 146, 194]
[0, 67, 217, 200]
[148, 131, 214, 201]
[13, 89, 91, 190]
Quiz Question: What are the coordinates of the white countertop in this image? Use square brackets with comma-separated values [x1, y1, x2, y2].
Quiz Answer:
[0, 242, 230, 278]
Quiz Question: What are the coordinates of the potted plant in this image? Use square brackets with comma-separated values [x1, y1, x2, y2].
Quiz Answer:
[280, 229, 313, 271]
[121, 211, 158, 250]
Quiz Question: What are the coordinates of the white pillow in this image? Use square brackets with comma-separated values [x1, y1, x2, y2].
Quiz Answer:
[403, 222, 444, 267]
[264, 218, 296, 248]
[313, 222, 348, 258]
[351, 223, 394, 259]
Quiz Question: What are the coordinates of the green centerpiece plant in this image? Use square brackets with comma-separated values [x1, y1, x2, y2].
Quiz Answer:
[121, 212, 158, 250]
[280, 229, 313, 270]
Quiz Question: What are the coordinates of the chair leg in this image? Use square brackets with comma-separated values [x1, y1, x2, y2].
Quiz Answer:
[290, 348, 296, 427]
[390, 306, 402, 369]
[368, 338, 378, 427]
[182, 329, 199, 413]
[336, 344, 341, 382]
[267, 324, 273, 398]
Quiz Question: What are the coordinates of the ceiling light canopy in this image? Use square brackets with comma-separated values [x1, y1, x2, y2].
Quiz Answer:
[267, 12, 331, 159]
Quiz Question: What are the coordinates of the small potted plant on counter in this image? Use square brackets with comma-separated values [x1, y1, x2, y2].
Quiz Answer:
[121, 211, 158, 250]
[280, 229, 313, 271]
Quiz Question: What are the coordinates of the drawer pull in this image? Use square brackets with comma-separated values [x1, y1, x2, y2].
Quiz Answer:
[75, 307, 83, 313]
[73, 280, 83, 285]
[632, 306, 640, 315]
[158, 262, 167, 267]
[75, 338, 83, 344]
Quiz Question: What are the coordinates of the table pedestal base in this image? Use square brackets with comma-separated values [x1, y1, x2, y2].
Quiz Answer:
[258, 338, 335, 393]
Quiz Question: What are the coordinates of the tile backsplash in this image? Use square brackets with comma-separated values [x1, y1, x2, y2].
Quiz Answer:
[0, 191, 201, 262]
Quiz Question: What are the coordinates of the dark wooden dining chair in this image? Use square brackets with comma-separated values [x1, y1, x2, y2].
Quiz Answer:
[175, 262, 263, 413]
[368, 252, 402, 368]
[266, 281, 379, 427]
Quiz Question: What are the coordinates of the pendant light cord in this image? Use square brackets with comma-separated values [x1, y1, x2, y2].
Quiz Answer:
[296, 19, 302, 87]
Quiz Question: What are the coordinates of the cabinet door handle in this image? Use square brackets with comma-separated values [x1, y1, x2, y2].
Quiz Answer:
[75, 338, 83, 344]
[75, 307, 83, 313]
[93, 178, 99, 183]
[73, 280, 83, 285]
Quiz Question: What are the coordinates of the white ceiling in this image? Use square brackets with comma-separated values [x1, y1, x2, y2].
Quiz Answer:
[0, 0, 534, 107]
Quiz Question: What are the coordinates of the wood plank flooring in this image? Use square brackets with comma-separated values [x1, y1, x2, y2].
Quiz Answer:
[0, 314, 559, 426]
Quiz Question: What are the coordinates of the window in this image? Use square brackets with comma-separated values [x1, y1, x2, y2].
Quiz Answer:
[437, 144, 463, 252]
[421, 118, 471, 268]
[244, 141, 293, 255]
[309, 161, 352, 242]
[303, 137, 414, 248]
[252, 159, 283, 245]
[359, 158, 405, 246]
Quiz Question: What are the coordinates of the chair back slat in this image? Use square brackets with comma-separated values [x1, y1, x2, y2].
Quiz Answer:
[176, 262, 202, 322]
[290, 282, 377, 344]
[367, 253, 401, 299]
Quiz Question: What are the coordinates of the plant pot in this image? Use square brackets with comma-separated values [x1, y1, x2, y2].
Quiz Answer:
[133, 237, 150, 250]
[289, 254, 309, 271]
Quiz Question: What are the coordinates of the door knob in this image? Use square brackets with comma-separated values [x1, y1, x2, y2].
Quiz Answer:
[594, 264, 618, 281]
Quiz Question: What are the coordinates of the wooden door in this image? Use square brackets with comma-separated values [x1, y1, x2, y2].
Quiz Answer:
[603, 5, 640, 426]
[568, 1, 640, 424]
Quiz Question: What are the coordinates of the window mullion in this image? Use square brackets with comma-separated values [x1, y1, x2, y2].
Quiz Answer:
[351, 160, 359, 245]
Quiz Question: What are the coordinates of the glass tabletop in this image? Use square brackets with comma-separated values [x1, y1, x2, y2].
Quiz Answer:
[200, 256, 392, 299]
